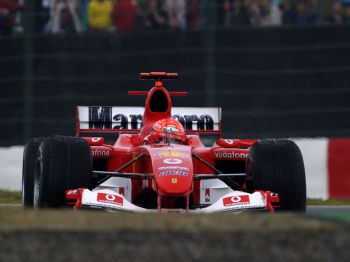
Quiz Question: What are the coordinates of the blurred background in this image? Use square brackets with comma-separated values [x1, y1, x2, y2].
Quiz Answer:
[2, 0, 350, 144]
[1, 0, 350, 198]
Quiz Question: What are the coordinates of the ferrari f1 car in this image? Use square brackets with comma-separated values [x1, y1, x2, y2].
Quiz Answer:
[22, 72, 306, 213]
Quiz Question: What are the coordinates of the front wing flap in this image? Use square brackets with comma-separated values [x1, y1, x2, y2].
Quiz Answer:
[192, 191, 272, 213]
[67, 188, 278, 213]
[67, 188, 148, 212]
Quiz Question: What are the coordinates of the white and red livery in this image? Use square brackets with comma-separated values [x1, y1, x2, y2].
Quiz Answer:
[23, 72, 306, 213]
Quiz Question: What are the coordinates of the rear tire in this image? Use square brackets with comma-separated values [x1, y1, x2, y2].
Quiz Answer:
[34, 136, 93, 208]
[246, 139, 306, 211]
[22, 137, 44, 207]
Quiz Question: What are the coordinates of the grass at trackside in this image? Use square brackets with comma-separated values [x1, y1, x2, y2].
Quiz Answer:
[317, 212, 350, 223]
[0, 189, 350, 206]
[307, 198, 350, 206]
[0, 189, 21, 204]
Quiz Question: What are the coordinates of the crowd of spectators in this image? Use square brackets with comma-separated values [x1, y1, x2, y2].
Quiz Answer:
[2, 0, 350, 35]
[0, 0, 22, 35]
[224, 0, 350, 27]
[41, 0, 190, 34]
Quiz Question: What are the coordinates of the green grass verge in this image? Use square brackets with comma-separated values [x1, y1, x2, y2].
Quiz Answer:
[319, 213, 350, 224]
[0, 189, 21, 204]
[307, 198, 350, 206]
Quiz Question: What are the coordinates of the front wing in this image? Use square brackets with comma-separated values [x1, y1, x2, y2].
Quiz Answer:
[66, 188, 279, 213]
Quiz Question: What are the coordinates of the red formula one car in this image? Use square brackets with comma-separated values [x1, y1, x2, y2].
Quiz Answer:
[22, 72, 306, 213]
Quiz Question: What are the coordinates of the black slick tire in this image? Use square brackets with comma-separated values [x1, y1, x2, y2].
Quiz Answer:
[34, 136, 93, 208]
[246, 139, 306, 211]
[22, 137, 45, 207]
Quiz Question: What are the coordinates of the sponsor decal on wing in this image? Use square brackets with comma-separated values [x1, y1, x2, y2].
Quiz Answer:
[223, 195, 250, 207]
[97, 193, 123, 206]
[80, 106, 220, 131]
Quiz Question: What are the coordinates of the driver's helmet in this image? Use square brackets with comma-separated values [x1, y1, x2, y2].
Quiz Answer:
[144, 118, 186, 144]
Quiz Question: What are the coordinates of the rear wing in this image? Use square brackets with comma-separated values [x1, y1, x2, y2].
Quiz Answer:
[76, 106, 222, 137]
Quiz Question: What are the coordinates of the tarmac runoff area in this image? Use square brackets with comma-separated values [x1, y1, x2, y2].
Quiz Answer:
[0, 209, 350, 261]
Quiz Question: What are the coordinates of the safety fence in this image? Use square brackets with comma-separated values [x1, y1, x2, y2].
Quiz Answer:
[1, 26, 350, 145]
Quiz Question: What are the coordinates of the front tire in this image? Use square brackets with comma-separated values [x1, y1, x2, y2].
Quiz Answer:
[34, 136, 93, 208]
[22, 137, 44, 207]
[246, 139, 306, 211]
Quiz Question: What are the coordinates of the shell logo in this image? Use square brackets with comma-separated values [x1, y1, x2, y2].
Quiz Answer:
[158, 151, 185, 157]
